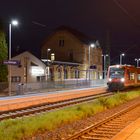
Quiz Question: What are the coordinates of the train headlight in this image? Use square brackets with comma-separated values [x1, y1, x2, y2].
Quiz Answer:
[109, 78, 112, 82]
[121, 78, 125, 82]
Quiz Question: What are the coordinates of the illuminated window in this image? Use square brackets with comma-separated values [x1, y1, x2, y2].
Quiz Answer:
[129, 73, 135, 80]
[31, 66, 44, 76]
[11, 76, 21, 82]
[138, 74, 140, 81]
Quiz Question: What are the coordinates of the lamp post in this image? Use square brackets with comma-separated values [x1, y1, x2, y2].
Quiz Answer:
[120, 53, 125, 65]
[135, 58, 140, 67]
[46, 48, 51, 80]
[102, 54, 108, 79]
[47, 48, 51, 66]
[9, 20, 18, 96]
[88, 43, 95, 80]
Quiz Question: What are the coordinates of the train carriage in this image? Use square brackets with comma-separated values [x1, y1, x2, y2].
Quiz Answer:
[107, 65, 140, 91]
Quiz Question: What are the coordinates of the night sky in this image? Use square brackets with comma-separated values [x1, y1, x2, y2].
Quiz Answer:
[0, 0, 140, 65]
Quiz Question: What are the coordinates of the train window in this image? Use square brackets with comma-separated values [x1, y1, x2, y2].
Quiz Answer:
[138, 74, 140, 81]
[129, 73, 135, 80]
[109, 67, 124, 78]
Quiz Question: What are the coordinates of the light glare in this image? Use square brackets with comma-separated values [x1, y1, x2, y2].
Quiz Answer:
[11, 20, 18, 26]
[121, 78, 125, 82]
[109, 78, 112, 82]
[90, 44, 95, 48]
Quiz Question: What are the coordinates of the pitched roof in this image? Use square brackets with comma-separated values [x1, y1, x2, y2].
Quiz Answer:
[54, 25, 96, 45]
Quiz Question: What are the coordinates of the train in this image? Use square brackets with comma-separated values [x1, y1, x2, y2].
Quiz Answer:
[107, 65, 140, 91]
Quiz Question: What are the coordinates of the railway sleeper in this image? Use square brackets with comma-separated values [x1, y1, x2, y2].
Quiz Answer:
[96, 128, 120, 132]
[87, 133, 114, 138]
[110, 120, 124, 123]
[101, 125, 123, 129]
[81, 135, 109, 140]
[107, 122, 124, 125]
[86, 132, 113, 137]
[106, 122, 125, 126]
[103, 123, 124, 127]
[89, 130, 117, 135]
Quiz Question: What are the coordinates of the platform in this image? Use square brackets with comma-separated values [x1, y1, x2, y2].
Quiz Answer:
[112, 117, 140, 140]
[0, 87, 106, 112]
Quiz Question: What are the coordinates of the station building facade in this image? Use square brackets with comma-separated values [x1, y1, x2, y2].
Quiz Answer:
[41, 26, 103, 81]
[10, 51, 47, 84]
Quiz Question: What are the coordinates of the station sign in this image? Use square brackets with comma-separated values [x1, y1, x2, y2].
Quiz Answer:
[3, 60, 20, 66]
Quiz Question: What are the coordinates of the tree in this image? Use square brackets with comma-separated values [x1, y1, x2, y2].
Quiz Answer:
[0, 20, 8, 82]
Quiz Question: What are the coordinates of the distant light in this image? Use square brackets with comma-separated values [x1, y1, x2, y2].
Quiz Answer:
[116, 65, 120, 68]
[102, 54, 108, 57]
[47, 48, 51, 52]
[11, 20, 18, 26]
[90, 44, 95, 48]
[121, 53, 125, 56]
[135, 58, 140, 61]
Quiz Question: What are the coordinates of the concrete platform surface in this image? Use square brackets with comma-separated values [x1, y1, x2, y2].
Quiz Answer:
[0, 87, 106, 112]
[112, 117, 140, 140]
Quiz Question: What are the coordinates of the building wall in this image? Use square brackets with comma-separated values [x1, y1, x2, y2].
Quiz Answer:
[10, 52, 47, 84]
[41, 30, 103, 80]
[42, 31, 86, 64]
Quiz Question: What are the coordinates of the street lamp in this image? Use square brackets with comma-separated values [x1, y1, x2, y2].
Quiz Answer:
[120, 53, 125, 65]
[102, 54, 108, 79]
[46, 48, 51, 80]
[88, 43, 95, 80]
[9, 19, 19, 96]
[135, 58, 140, 67]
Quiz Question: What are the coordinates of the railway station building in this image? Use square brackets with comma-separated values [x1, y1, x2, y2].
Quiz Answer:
[9, 51, 47, 92]
[9, 26, 103, 92]
[41, 26, 103, 81]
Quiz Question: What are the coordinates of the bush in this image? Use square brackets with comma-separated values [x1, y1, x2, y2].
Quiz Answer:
[98, 97, 110, 109]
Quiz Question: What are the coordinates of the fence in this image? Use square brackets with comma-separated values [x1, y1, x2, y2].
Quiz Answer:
[11, 79, 107, 95]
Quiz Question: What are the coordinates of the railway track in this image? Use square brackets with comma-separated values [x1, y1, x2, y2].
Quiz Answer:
[66, 101, 140, 140]
[0, 91, 113, 121]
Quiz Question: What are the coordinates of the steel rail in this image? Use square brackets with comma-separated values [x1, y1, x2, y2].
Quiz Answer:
[0, 92, 113, 121]
[66, 100, 140, 140]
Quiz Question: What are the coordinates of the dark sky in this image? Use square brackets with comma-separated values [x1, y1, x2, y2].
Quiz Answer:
[0, 0, 140, 65]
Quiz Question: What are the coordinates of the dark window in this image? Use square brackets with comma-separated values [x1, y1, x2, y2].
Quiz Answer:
[59, 40, 64, 47]
[36, 76, 46, 82]
[58, 69, 62, 79]
[64, 69, 68, 79]
[75, 70, 80, 78]
[69, 52, 73, 61]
